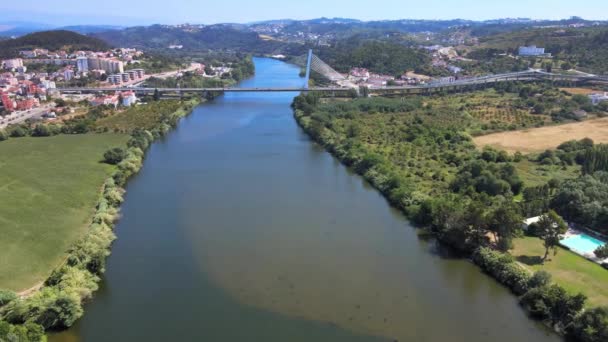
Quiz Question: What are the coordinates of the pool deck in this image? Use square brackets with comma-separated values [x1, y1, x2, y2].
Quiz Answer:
[561, 228, 608, 265]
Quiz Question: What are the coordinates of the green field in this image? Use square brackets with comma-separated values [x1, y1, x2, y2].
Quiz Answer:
[512, 236, 608, 307]
[0, 134, 128, 291]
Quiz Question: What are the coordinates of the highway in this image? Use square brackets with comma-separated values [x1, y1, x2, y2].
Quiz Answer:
[0, 104, 56, 129]
[56, 70, 608, 95]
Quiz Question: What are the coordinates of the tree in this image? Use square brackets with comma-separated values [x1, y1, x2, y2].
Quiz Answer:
[595, 244, 608, 259]
[561, 62, 573, 71]
[488, 200, 523, 251]
[528, 270, 552, 289]
[103, 147, 127, 165]
[537, 210, 568, 261]
[32, 124, 51, 137]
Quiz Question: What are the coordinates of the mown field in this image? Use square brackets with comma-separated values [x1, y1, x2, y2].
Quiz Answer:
[0, 134, 128, 291]
[512, 237, 608, 307]
[473, 118, 608, 154]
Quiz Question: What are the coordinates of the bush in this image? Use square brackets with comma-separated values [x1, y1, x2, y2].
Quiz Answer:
[31, 124, 51, 137]
[9, 126, 28, 137]
[0, 289, 17, 306]
[567, 306, 608, 342]
[528, 270, 552, 289]
[103, 147, 127, 165]
[0, 129, 8, 141]
[472, 247, 531, 295]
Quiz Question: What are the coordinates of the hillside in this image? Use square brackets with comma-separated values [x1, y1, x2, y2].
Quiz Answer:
[315, 38, 431, 75]
[0, 30, 111, 58]
[475, 26, 608, 74]
[94, 24, 294, 54]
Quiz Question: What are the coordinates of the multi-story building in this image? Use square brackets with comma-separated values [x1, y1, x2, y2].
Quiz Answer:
[1, 92, 15, 112]
[88, 58, 124, 74]
[77, 57, 89, 73]
[63, 69, 75, 81]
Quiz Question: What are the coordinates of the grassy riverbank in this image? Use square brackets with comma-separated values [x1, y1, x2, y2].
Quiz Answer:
[512, 237, 608, 307]
[0, 98, 201, 339]
[0, 134, 128, 291]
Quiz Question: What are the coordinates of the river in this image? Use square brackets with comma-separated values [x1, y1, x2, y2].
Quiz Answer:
[51, 58, 560, 342]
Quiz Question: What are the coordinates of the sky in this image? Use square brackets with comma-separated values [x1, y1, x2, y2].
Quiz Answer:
[1, 0, 608, 26]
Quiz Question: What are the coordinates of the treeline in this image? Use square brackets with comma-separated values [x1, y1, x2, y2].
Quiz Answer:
[292, 93, 608, 341]
[0, 100, 198, 339]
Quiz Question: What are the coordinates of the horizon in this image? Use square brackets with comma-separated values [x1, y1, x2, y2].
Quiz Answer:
[1, 0, 607, 27]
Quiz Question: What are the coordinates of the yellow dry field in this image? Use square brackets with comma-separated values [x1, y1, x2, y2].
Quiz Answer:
[474, 118, 608, 154]
[559, 87, 601, 95]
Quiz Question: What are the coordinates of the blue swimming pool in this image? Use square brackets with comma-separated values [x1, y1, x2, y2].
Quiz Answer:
[561, 234, 606, 255]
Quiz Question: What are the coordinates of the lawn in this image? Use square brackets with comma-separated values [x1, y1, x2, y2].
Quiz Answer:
[511, 236, 608, 307]
[0, 133, 128, 291]
[515, 159, 581, 187]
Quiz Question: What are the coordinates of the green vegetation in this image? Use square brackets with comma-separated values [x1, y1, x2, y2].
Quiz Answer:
[316, 39, 433, 76]
[512, 237, 608, 307]
[0, 134, 128, 291]
[0, 30, 111, 58]
[93, 100, 185, 132]
[0, 98, 199, 338]
[551, 172, 608, 235]
[475, 26, 608, 74]
[293, 90, 607, 340]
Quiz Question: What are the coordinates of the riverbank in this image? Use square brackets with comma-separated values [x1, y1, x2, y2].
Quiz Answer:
[0, 98, 201, 339]
[292, 94, 608, 341]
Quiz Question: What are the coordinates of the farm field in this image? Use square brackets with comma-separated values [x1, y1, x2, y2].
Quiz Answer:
[0, 133, 128, 291]
[473, 117, 608, 154]
[512, 236, 608, 307]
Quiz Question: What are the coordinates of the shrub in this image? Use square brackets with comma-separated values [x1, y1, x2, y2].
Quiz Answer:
[0, 289, 17, 306]
[567, 306, 608, 342]
[103, 147, 127, 165]
[0, 129, 8, 141]
[9, 126, 28, 137]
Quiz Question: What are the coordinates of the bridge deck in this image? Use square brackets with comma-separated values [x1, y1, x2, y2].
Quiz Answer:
[56, 71, 608, 94]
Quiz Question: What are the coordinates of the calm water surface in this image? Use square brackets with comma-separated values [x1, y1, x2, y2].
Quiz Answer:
[51, 58, 560, 342]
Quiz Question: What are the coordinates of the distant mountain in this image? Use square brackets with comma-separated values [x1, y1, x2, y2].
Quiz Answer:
[93, 24, 295, 54]
[0, 21, 55, 37]
[57, 25, 125, 35]
[0, 30, 112, 58]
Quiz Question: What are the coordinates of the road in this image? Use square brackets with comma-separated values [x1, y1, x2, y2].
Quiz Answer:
[113, 63, 202, 88]
[0, 103, 56, 129]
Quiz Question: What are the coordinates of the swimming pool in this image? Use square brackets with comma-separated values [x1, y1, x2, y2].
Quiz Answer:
[561, 234, 606, 255]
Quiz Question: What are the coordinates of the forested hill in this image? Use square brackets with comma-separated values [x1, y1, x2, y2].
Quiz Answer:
[315, 38, 431, 76]
[93, 24, 299, 55]
[476, 26, 608, 74]
[0, 30, 111, 58]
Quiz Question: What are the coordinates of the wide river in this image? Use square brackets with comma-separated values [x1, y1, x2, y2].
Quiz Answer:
[52, 58, 560, 342]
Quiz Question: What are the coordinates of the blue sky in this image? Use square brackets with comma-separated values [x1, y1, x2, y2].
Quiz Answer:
[1, 0, 607, 26]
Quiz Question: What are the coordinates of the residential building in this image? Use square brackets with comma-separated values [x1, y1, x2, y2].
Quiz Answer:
[1, 92, 15, 112]
[121, 91, 137, 106]
[77, 57, 89, 73]
[2, 59, 24, 69]
[63, 69, 75, 81]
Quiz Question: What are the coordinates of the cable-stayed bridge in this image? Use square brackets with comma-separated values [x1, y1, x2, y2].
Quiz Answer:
[56, 50, 608, 97]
